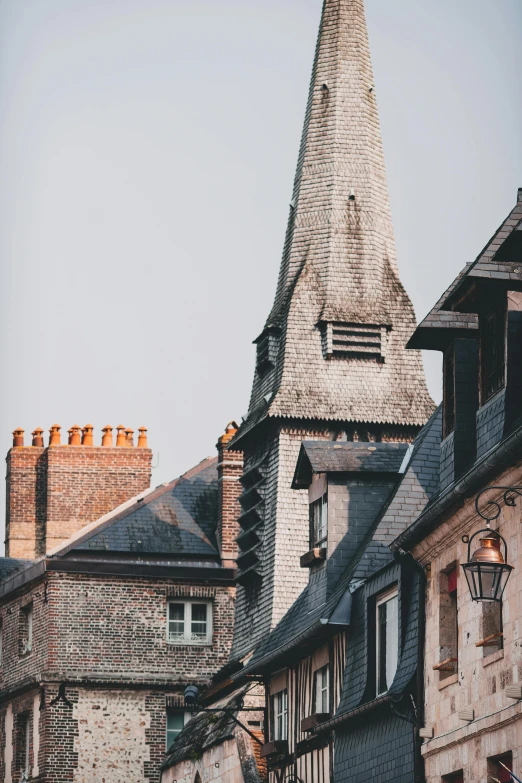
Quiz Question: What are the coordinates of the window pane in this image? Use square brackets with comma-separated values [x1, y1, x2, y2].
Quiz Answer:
[168, 603, 185, 641]
[377, 603, 387, 694]
[25, 716, 30, 773]
[27, 607, 33, 651]
[312, 496, 327, 546]
[316, 665, 329, 713]
[385, 595, 398, 690]
[166, 712, 185, 750]
[273, 690, 288, 741]
[281, 691, 288, 740]
[377, 592, 398, 695]
[191, 604, 208, 639]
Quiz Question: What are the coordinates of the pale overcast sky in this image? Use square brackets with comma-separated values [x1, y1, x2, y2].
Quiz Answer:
[0, 0, 521, 542]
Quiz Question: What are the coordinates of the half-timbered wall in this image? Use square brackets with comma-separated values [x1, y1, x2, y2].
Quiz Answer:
[267, 633, 346, 783]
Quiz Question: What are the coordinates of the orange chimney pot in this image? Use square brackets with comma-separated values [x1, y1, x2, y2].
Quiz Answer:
[218, 420, 239, 447]
[125, 429, 134, 447]
[32, 428, 44, 447]
[69, 425, 81, 446]
[137, 427, 148, 448]
[101, 425, 113, 447]
[12, 428, 24, 447]
[115, 425, 126, 447]
[82, 424, 94, 446]
[49, 425, 61, 446]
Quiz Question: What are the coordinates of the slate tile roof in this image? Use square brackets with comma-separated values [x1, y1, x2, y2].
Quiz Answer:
[442, 197, 522, 309]
[407, 266, 479, 350]
[293, 441, 409, 487]
[0, 557, 33, 583]
[55, 457, 220, 558]
[231, 0, 434, 449]
[161, 687, 248, 769]
[243, 408, 441, 674]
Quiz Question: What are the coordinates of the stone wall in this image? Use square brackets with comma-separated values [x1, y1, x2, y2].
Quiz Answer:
[0, 570, 235, 782]
[47, 574, 235, 681]
[73, 690, 151, 783]
[0, 577, 48, 694]
[413, 461, 522, 782]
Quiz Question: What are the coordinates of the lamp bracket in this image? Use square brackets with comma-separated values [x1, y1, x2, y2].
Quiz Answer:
[475, 485, 522, 525]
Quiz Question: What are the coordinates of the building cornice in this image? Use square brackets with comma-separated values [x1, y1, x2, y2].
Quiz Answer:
[0, 558, 236, 600]
[420, 701, 522, 759]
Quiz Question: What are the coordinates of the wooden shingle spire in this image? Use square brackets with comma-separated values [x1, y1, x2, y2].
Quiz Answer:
[236, 0, 433, 446]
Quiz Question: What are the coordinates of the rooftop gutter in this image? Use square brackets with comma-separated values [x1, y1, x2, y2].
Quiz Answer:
[391, 421, 522, 553]
[236, 618, 332, 679]
[312, 695, 391, 735]
[0, 559, 236, 599]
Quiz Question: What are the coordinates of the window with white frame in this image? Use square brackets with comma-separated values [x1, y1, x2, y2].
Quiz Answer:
[310, 494, 328, 548]
[167, 601, 212, 645]
[314, 665, 329, 714]
[376, 587, 398, 695]
[272, 689, 288, 741]
[166, 710, 191, 750]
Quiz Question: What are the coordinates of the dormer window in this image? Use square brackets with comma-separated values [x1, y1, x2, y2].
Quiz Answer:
[480, 299, 506, 403]
[321, 322, 386, 362]
[300, 476, 328, 568]
[255, 327, 280, 375]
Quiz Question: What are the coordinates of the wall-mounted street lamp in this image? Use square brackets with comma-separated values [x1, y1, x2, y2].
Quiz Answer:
[461, 486, 521, 602]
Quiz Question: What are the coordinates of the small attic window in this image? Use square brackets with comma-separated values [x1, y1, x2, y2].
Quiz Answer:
[256, 335, 271, 373]
[255, 328, 280, 375]
[321, 322, 385, 361]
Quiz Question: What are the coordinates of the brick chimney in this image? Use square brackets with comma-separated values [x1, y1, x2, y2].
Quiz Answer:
[216, 422, 243, 569]
[5, 424, 153, 559]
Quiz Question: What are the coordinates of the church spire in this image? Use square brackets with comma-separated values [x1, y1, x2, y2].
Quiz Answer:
[229, 0, 434, 662]
[235, 0, 433, 445]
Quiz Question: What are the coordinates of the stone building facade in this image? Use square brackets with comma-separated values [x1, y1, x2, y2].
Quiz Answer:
[1, 423, 241, 783]
[393, 191, 522, 782]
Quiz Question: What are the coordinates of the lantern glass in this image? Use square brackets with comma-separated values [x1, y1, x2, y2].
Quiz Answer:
[462, 561, 513, 602]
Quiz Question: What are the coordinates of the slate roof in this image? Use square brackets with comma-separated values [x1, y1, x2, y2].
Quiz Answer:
[55, 457, 220, 558]
[407, 266, 479, 351]
[0, 558, 33, 583]
[442, 196, 522, 310]
[231, 0, 434, 448]
[293, 441, 409, 487]
[162, 687, 248, 769]
[242, 408, 441, 675]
